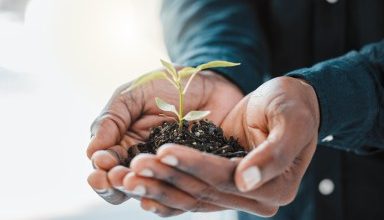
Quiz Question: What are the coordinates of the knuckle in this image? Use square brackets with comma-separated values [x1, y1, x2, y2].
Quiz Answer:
[154, 190, 169, 202]
[214, 179, 234, 192]
[188, 200, 206, 213]
[192, 185, 218, 203]
[278, 186, 298, 206]
[263, 206, 279, 217]
[162, 170, 179, 185]
[148, 183, 169, 202]
[121, 86, 143, 110]
[267, 93, 288, 118]
[102, 113, 125, 134]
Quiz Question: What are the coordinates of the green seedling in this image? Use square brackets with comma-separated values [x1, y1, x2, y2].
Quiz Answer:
[122, 60, 240, 127]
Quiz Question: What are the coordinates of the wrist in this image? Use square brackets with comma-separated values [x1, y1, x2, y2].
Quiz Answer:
[203, 70, 245, 97]
[294, 78, 321, 131]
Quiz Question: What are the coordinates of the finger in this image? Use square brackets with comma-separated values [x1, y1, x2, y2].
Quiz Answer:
[107, 165, 136, 196]
[87, 116, 125, 159]
[123, 172, 222, 212]
[247, 138, 317, 206]
[141, 198, 184, 217]
[156, 144, 237, 192]
[131, 154, 223, 202]
[130, 153, 277, 216]
[87, 169, 128, 205]
[235, 122, 312, 192]
[87, 87, 142, 159]
[143, 148, 290, 205]
[91, 146, 128, 170]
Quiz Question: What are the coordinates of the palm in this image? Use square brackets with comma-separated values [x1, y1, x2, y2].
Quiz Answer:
[89, 71, 243, 159]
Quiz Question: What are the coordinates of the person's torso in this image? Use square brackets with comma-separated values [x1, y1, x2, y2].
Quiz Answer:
[240, 1, 384, 220]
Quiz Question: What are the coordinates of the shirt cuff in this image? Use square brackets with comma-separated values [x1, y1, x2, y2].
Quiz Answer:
[286, 51, 379, 152]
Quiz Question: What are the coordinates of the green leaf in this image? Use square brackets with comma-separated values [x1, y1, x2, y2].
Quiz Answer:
[182, 60, 240, 94]
[183, 110, 210, 121]
[178, 67, 198, 78]
[160, 59, 178, 81]
[155, 97, 179, 117]
[197, 60, 240, 70]
[121, 70, 168, 94]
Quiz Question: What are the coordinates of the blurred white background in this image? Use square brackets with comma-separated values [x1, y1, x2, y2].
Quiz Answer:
[0, 0, 237, 220]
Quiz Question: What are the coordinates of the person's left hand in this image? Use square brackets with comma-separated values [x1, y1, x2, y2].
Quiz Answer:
[114, 76, 320, 217]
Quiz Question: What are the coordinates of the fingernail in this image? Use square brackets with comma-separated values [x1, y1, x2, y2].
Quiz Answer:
[139, 169, 154, 177]
[160, 143, 174, 148]
[148, 206, 157, 213]
[91, 150, 118, 166]
[92, 160, 100, 169]
[131, 185, 146, 196]
[160, 155, 178, 166]
[94, 188, 114, 198]
[94, 188, 108, 194]
[116, 186, 134, 196]
[241, 166, 262, 192]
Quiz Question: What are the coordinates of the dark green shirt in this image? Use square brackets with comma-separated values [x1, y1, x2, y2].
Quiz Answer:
[161, 0, 384, 220]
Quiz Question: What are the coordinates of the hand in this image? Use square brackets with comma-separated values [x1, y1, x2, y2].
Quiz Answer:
[86, 70, 244, 207]
[124, 76, 320, 216]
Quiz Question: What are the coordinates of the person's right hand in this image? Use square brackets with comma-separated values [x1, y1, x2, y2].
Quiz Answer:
[86, 69, 244, 206]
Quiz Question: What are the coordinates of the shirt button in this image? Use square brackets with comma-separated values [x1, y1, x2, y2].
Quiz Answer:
[326, 0, 338, 4]
[319, 179, 335, 195]
[321, 135, 334, 142]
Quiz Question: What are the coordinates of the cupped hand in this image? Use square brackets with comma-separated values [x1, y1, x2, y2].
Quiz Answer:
[123, 76, 320, 216]
[86, 70, 244, 205]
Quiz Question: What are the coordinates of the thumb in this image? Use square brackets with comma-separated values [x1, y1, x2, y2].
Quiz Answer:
[86, 88, 141, 159]
[234, 124, 303, 192]
[87, 114, 126, 159]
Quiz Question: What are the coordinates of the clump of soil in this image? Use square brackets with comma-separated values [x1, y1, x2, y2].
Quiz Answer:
[124, 119, 247, 166]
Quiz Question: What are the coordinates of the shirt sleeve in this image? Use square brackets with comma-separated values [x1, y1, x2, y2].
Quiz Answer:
[160, 0, 270, 95]
[287, 40, 384, 154]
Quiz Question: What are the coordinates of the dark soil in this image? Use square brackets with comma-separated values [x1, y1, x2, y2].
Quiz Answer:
[124, 119, 247, 166]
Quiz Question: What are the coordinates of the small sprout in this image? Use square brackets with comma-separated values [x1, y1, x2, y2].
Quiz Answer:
[183, 110, 211, 121]
[160, 59, 178, 82]
[155, 97, 179, 116]
[124, 59, 240, 128]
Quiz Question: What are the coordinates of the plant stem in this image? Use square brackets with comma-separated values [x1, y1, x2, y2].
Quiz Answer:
[178, 84, 184, 128]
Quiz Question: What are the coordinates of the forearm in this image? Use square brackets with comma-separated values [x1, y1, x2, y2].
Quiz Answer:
[161, 0, 270, 94]
[287, 40, 384, 154]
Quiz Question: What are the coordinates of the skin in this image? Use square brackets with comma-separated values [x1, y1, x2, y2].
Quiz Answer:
[87, 73, 320, 217]
[87, 70, 244, 208]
